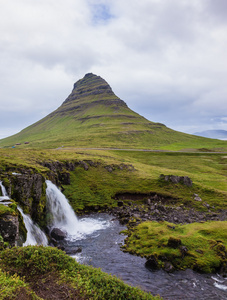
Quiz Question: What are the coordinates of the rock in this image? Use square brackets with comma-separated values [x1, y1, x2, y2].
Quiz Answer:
[167, 225, 175, 230]
[153, 194, 159, 201]
[194, 195, 202, 202]
[117, 201, 124, 207]
[203, 202, 210, 209]
[79, 161, 89, 171]
[8, 172, 46, 224]
[0, 214, 19, 247]
[64, 247, 82, 255]
[145, 255, 160, 270]
[161, 174, 192, 187]
[105, 166, 113, 173]
[167, 237, 181, 248]
[163, 261, 175, 273]
[51, 228, 67, 240]
[145, 199, 151, 205]
[180, 246, 188, 257]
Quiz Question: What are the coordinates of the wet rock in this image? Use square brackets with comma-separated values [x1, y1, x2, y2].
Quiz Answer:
[51, 228, 67, 241]
[145, 255, 160, 270]
[64, 247, 82, 255]
[163, 261, 175, 273]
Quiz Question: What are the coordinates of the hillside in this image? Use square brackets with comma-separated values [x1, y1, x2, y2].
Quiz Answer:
[0, 73, 226, 151]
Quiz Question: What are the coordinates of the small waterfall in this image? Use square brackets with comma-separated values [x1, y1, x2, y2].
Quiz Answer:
[0, 180, 12, 206]
[0, 180, 10, 200]
[46, 180, 110, 240]
[17, 206, 48, 246]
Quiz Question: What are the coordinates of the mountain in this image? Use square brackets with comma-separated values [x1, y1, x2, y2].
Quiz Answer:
[0, 73, 226, 150]
[193, 130, 227, 140]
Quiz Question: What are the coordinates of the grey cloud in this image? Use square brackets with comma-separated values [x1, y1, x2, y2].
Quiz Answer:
[0, 0, 226, 138]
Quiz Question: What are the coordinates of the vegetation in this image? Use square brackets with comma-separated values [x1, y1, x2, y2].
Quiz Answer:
[0, 73, 226, 297]
[0, 148, 226, 212]
[0, 246, 162, 299]
[122, 221, 227, 273]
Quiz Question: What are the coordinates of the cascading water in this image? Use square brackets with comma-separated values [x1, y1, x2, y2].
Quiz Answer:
[0, 181, 48, 246]
[0, 181, 13, 208]
[0, 180, 10, 203]
[45, 180, 110, 240]
[17, 206, 48, 246]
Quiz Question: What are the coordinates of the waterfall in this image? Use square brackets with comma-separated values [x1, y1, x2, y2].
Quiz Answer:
[17, 206, 48, 246]
[0, 180, 10, 200]
[46, 180, 110, 240]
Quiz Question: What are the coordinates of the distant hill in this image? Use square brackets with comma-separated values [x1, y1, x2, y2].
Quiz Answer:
[0, 73, 226, 150]
[194, 130, 227, 140]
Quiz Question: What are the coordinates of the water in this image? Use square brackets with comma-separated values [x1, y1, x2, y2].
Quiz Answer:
[66, 213, 227, 300]
[46, 180, 110, 240]
[17, 206, 48, 246]
[45, 180, 227, 299]
[0, 180, 10, 202]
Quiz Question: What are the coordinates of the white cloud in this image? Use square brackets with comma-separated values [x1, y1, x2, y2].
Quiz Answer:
[0, 0, 227, 138]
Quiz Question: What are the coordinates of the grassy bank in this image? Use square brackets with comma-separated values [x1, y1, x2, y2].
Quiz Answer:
[0, 246, 162, 299]
[122, 220, 227, 273]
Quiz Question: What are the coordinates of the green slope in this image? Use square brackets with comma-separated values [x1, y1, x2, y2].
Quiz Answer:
[1, 73, 226, 151]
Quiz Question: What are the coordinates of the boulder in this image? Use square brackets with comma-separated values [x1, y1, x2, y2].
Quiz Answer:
[163, 261, 175, 273]
[145, 255, 160, 270]
[50, 228, 67, 241]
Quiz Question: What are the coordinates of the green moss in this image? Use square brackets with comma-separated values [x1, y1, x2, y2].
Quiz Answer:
[123, 220, 227, 273]
[0, 246, 162, 299]
[0, 269, 40, 299]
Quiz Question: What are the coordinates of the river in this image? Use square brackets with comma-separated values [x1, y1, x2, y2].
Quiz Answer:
[58, 213, 227, 300]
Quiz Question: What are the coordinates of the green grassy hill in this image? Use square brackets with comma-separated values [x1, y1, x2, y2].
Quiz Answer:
[0, 73, 226, 151]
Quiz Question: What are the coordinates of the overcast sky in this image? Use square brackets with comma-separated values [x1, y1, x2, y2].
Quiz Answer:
[1, 0, 227, 139]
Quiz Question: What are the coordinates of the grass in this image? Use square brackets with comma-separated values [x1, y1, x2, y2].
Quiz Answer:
[122, 220, 227, 273]
[0, 148, 226, 213]
[0, 246, 162, 299]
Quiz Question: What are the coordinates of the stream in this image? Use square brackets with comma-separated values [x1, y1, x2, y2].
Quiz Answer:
[60, 213, 227, 300]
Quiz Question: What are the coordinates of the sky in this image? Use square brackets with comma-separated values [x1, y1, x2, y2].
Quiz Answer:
[0, 0, 227, 139]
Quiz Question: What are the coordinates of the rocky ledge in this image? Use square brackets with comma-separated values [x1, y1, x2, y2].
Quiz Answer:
[109, 200, 227, 226]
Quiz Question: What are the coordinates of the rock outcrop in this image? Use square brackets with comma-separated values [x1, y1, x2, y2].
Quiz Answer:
[160, 174, 192, 187]
[1, 170, 46, 225]
[0, 214, 19, 247]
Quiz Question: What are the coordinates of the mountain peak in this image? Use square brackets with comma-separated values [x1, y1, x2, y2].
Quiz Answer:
[63, 73, 116, 105]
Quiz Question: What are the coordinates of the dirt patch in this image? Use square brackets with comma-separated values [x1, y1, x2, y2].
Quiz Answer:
[27, 272, 86, 300]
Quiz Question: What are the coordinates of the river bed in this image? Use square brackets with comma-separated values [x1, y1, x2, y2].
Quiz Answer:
[59, 213, 227, 300]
